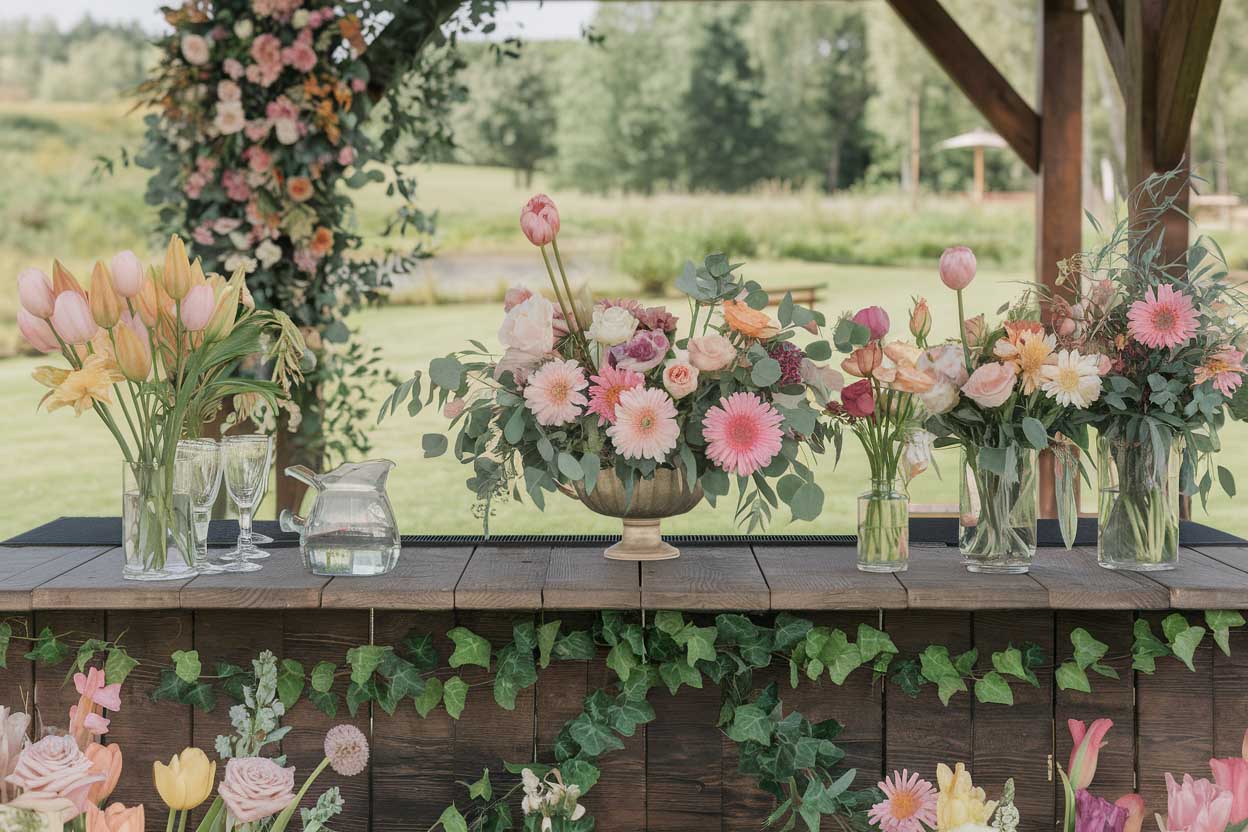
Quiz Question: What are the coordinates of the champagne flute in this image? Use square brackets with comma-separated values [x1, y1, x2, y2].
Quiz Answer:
[209, 434, 272, 572]
[174, 439, 221, 571]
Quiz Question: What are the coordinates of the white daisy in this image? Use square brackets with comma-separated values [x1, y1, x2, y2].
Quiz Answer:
[1039, 350, 1102, 408]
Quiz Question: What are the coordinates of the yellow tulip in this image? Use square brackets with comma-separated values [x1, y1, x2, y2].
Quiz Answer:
[134, 277, 160, 329]
[114, 324, 151, 382]
[161, 235, 193, 301]
[88, 262, 122, 329]
[190, 257, 207, 289]
[154, 748, 216, 811]
[935, 762, 996, 832]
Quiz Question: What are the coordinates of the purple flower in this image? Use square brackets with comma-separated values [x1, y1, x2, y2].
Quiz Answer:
[1076, 789, 1128, 832]
[610, 330, 670, 373]
[767, 341, 807, 386]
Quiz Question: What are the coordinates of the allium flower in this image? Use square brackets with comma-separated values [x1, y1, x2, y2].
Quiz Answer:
[994, 329, 1056, 394]
[702, 392, 785, 476]
[1040, 350, 1103, 409]
[1194, 347, 1246, 398]
[868, 770, 938, 832]
[606, 387, 679, 461]
[587, 365, 644, 425]
[324, 725, 369, 777]
[1127, 283, 1199, 349]
[524, 360, 588, 426]
[767, 341, 806, 385]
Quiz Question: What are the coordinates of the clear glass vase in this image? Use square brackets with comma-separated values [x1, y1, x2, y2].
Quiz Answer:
[1097, 433, 1181, 571]
[122, 462, 198, 581]
[959, 446, 1038, 573]
[857, 479, 909, 572]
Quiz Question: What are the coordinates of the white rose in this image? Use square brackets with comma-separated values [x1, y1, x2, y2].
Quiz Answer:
[292, 9, 310, 27]
[233, 19, 254, 39]
[256, 239, 282, 268]
[918, 343, 969, 386]
[919, 378, 960, 415]
[180, 34, 210, 66]
[499, 295, 555, 355]
[213, 101, 246, 136]
[274, 119, 300, 146]
[587, 306, 638, 346]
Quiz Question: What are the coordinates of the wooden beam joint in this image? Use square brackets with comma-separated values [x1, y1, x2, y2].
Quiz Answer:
[1154, 0, 1221, 169]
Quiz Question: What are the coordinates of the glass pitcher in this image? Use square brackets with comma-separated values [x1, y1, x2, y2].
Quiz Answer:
[279, 460, 401, 576]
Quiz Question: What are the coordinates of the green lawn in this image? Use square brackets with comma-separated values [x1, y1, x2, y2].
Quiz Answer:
[6, 259, 1248, 540]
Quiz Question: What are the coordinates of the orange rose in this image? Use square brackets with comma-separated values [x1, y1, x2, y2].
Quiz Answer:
[1003, 319, 1045, 345]
[722, 301, 779, 340]
[287, 177, 314, 203]
[310, 227, 334, 257]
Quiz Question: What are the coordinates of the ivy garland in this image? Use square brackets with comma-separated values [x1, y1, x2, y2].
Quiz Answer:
[3, 608, 1243, 832]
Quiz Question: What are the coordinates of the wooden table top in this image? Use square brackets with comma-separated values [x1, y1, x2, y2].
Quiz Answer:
[2, 542, 1247, 611]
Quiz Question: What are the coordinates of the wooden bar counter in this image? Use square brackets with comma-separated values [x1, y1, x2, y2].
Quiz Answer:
[2, 541, 1248, 831]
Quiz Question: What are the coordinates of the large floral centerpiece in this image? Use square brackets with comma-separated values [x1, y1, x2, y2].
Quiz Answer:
[921, 246, 1103, 572]
[381, 195, 843, 559]
[15, 235, 305, 580]
[1053, 173, 1248, 571]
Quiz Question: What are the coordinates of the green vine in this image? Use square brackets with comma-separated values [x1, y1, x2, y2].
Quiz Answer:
[3, 608, 1243, 831]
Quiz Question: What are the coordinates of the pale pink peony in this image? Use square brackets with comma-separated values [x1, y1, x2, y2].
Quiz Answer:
[1165, 773, 1233, 832]
[1127, 283, 1199, 350]
[6, 735, 105, 818]
[687, 334, 736, 372]
[523, 360, 588, 426]
[587, 365, 643, 426]
[520, 194, 560, 246]
[324, 725, 369, 777]
[702, 392, 785, 476]
[961, 362, 1016, 408]
[939, 246, 977, 290]
[662, 360, 699, 400]
[606, 386, 680, 462]
[219, 757, 297, 824]
[503, 286, 533, 312]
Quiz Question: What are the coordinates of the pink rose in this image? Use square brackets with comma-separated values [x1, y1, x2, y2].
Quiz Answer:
[192, 225, 214, 246]
[245, 146, 272, 173]
[218, 757, 296, 823]
[223, 58, 244, 79]
[961, 361, 1017, 408]
[6, 735, 105, 819]
[611, 330, 669, 373]
[841, 379, 874, 418]
[687, 334, 735, 372]
[281, 31, 317, 73]
[662, 360, 699, 399]
[852, 306, 890, 341]
[939, 246, 977, 291]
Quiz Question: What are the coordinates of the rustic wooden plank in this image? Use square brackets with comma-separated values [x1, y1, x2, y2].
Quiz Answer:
[884, 611, 972, 780]
[752, 546, 907, 610]
[0, 614, 34, 716]
[1213, 622, 1248, 759]
[180, 548, 328, 608]
[372, 611, 457, 832]
[282, 610, 371, 832]
[585, 637, 647, 832]
[1028, 548, 1170, 609]
[894, 546, 1050, 609]
[1055, 612, 1137, 802]
[320, 546, 473, 610]
[105, 611, 193, 829]
[454, 546, 550, 610]
[972, 611, 1055, 832]
[1154, 0, 1220, 168]
[31, 610, 105, 733]
[1137, 611, 1215, 812]
[542, 546, 639, 610]
[33, 548, 194, 610]
[0, 547, 111, 611]
[642, 546, 769, 611]
[885, 0, 1040, 171]
[1141, 547, 1248, 608]
[1091, 0, 1128, 97]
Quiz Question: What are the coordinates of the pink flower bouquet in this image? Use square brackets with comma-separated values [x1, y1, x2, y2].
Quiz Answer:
[381, 195, 843, 549]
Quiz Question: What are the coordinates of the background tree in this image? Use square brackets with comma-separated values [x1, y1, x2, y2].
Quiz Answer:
[456, 45, 557, 186]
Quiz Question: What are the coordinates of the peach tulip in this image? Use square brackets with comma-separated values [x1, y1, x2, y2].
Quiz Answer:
[134, 277, 161, 328]
[18, 267, 55, 318]
[52, 260, 85, 297]
[85, 743, 122, 805]
[88, 262, 122, 329]
[85, 802, 144, 832]
[114, 322, 151, 382]
[108, 251, 144, 298]
[520, 194, 560, 246]
[1068, 718, 1113, 791]
[180, 285, 215, 332]
[18, 309, 59, 353]
[161, 235, 193, 301]
[51, 292, 98, 345]
[841, 343, 883, 378]
[939, 246, 977, 291]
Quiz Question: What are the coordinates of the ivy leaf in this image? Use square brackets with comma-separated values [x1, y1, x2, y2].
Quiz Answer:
[1170, 626, 1206, 672]
[553, 632, 596, 661]
[185, 683, 215, 713]
[953, 648, 979, 676]
[493, 645, 538, 711]
[24, 628, 69, 665]
[1162, 613, 1191, 643]
[276, 659, 305, 709]
[673, 624, 717, 668]
[468, 769, 492, 801]
[856, 624, 898, 664]
[991, 647, 1030, 683]
[72, 638, 107, 675]
[726, 703, 772, 746]
[659, 660, 702, 695]
[345, 682, 372, 716]
[171, 649, 202, 684]
[1132, 619, 1171, 673]
[605, 644, 638, 683]
[890, 658, 925, 697]
[413, 676, 443, 718]
[0, 622, 10, 669]
[560, 759, 601, 793]
[151, 668, 190, 703]
[607, 696, 655, 737]
[1206, 610, 1246, 656]
[568, 713, 625, 756]
[1071, 628, 1109, 669]
[437, 805, 467, 832]
[620, 665, 658, 702]
[773, 613, 813, 651]
[537, 620, 561, 668]
[1091, 662, 1120, 679]
[310, 661, 336, 694]
[443, 676, 468, 720]
[1056, 661, 1091, 693]
[346, 645, 387, 685]
[400, 632, 439, 672]
[919, 646, 966, 705]
[654, 610, 685, 636]
[447, 627, 491, 670]
[974, 671, 1014, 705]
[820, 630, 862, 685]
[308, 689, 337, 718]
[104, 647, 138, 686]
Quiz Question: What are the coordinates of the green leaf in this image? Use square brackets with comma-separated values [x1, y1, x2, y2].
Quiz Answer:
[1219, 465, 1237, 497]
[171, 649, 202, 684]
[25, 628, 69, 665]
[890, 658, 925, 697]
[1162, 613, 1191, 643]
[974, 671, 1014, 705]
[184, 683, 215, 712]
[104, 647, 138, 686]
[493, 645, 538, 711]
[1206, 610, 1245, 656]
[1132, 619, 1171, 673]
[607, 696, 655, 737]
[805, 340, 832, 361]
[1071, 628, 1109, 669]
[1021, 417, 1050, 450]
[557, 452, 583, 481]
[468, 769, 492, 801]
[919, 646, 966, 705]
[569, 716, 625, 757]
[537, 620, 561, 668]
[726, 703, 772, 746]
[413, 676, 443, 718]
[429, 356, 465, 391]
[658, 659, 702, 695]
[991, 647, 1028, 682]
[954, 648, 979, 676]
[437, 805, 467, 832]
[308, 689, 337, 717]
[560, 759, 601, 793]
[654, 610, 684, 635]
[0, 622, 11, 669]
[276, 659, 305, 709]
[1055, 661, 1091, 692]
[443, 676, 468, 719]
[673, 624, 717, 668]
[447, 627, 491, 669]
[422, 433, 448, 458]
[1170, 626, 1206, 672]
[310, 661, 336, 694]
[788, 482, 825, 522]
[820, 630, 862, 685]
[751, 357, 783, 387]
[606, 643, 638, 683]
[856, 624, 898, 664]
[73, 638, 107, 674]
[346, 645, 387, 685]
[774, 613, 814, 651]
[553, 632, 596, 661]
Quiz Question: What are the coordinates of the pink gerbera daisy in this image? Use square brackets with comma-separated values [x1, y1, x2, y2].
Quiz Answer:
[606, 386, 679, 461]
[587, 365, 645, 425]
[867, 770, 938, 832]
[701, 392, 784, 477]
[1194, 347, 1246, 397]
[523, 359, 588, 426]
[1126, 283, 1199, 349]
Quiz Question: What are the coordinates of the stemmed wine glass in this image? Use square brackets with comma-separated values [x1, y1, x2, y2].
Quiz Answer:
[205, 434, 272, 573]
[174, 439, 222, 572]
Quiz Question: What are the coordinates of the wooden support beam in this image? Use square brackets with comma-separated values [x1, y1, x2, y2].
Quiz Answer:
[1155, 0, 1221, 169]
[886, 0, 1040, 172]
[1090, 0, 1129, 98]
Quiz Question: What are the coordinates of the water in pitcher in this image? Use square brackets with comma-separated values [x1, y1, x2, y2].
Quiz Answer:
[302, 529, 400, 576]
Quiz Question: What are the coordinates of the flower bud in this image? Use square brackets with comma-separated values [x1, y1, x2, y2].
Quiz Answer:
[203, 284, 240, 342]
[909, 298, 932, 340]
[18, 267, 55, 318]
[939, 246, 977, 291]
[179, 284, 215, 332]
[114, 321, 152, 382]
[88, 261, 122, 328]
[135, 277, 161, 328]
[52, 259, 85, 297]
[161, 235, 193, 300]
[51, 291, 98, 345]
[519, 194, 560, 247]
[109, 250, 145, 298]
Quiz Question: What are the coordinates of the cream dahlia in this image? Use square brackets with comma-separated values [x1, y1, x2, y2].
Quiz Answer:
[702, 392, 785, 477]
[523, 360, 588, 426]
[1039, 350, 1103, 408]
[606, 387, 679, 461]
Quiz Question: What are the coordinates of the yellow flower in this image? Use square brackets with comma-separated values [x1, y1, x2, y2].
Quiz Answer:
[153, 747, 216, 810]
[32, 366, 70, 389]
[936, 763, 997, 831]
[161, 235, 193, 301]
[88, 261, 122, 329]
[44, 355, 123, 416]
[993, 329, 1056, 395]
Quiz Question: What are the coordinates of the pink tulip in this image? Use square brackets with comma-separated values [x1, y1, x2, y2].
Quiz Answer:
[179, 284, 215, 331]
[109, 251, 145, 298]
[1210, 757, 1248, 823]
[1068, 718, 1113, 790]
[939, 245, 977, 291]
[1165, 773, 1233, 832]
[51, 292, 98, 345]
[1115, 794, 1145, 832]
[852, 306, 890, 341]
[17, 309, 58, 353]
[520, 194, 560, 246]
[18, 267, 55, 318]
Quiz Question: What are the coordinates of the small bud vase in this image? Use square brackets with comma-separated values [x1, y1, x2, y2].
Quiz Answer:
[959, 445, 1038, 573]
[1097, 433, 1181, 571]
[122, 462, 198, 581]
[856, 479, 909, 572]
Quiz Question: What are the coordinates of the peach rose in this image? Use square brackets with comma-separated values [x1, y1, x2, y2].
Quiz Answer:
[841, 343, 883, 378]
[218, 757, 296, 823]
[662, 360, 699, 400]
[722, 301, 779, 340]
[687, 334, 735, 372]
[892, 365, 936, 394]
[918, 343, 969, 387]
[961, 361, 1017, 408]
